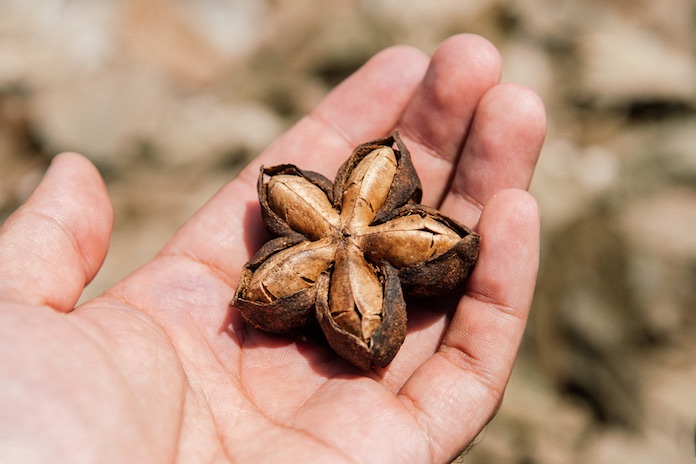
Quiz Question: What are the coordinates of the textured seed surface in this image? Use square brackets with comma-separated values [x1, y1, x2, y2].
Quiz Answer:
[329, 244, 383, 340]
[357, 215, 461, 268]
[247, 238, 336, 303]
[267, 175, 339, 240]
[340, 147, 397, 228]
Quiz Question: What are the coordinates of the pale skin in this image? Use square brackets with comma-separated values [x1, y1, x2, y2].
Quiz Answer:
[0, 34, 546, 463]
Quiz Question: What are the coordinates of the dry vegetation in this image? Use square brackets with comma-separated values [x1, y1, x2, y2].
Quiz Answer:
[1, 0, 695, 462]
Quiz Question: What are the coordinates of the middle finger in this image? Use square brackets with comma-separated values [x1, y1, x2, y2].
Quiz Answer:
[397, 34, 502, 206]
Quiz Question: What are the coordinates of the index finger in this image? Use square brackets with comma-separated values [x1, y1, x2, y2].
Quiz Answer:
[397, 34, 503, 207]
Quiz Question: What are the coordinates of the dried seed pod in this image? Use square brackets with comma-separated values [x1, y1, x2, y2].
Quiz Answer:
[339, 146, 397, 228]
[230, 130, 480, 369]
[356, 203, 480, 295]
[316, 258, 406, 370]
[334, 132, 422, 223]
[356, 214, 461, 268]
[258, 165, 336, 238]
[327, 245, 382, 336]
[266, 175, 339, 240]
[233, 235, 327, 333]
[246, 237, 337, 303]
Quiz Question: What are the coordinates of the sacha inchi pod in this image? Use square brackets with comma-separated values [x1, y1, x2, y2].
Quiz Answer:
[231, 131, 480, 369]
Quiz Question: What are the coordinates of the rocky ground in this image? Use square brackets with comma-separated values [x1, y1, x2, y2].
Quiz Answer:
[2, 0, 695, 462]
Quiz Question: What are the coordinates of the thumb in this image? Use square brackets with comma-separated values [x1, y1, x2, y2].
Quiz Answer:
[0, 153, 113, 311]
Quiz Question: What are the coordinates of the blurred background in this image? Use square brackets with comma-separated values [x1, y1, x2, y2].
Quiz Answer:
[1, 0, 695, 462]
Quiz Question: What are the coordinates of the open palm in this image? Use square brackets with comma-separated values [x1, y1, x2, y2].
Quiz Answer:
[0, 35, 545, 463]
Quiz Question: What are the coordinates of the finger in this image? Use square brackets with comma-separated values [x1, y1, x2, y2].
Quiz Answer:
[440, 83, 546, 227]
[161, 45, 431, 278]
[244, 44, 431, 184]
[398, 189, 539, 462]
[0, 153, 113, 311]
[397, 34, 503, 206]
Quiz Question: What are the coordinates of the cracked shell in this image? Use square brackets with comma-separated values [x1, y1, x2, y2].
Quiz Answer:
[230, 131, 480, 369]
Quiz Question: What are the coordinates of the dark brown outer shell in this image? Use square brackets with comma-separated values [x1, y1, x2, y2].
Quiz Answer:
[233, 268, 317, 333]
[257, 164, 335, 238]
[315, 263, 407, 369]
[373, 203, 481, 297]
[398, 233, 480, 297]
[231, 234, 316, 333]
[333, 131, 422, 223]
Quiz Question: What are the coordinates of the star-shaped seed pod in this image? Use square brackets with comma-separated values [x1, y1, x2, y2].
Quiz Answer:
[231, 131, 480, 369]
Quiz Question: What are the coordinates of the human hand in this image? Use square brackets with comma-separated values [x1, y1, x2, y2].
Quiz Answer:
[0, 34, 545, 463]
